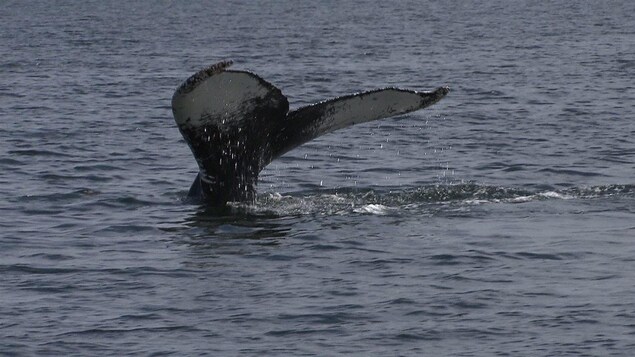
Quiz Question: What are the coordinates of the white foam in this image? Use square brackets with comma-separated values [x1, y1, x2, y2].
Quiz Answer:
[353, 204, 391, 215]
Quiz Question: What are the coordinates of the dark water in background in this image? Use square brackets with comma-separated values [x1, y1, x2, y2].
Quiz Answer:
[1, 0, 634, 355]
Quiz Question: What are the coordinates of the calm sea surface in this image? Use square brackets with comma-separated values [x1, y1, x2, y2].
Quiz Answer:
[2, 0, 634, 355]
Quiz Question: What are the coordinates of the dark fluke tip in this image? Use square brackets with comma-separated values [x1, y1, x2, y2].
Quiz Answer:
[438, 86, 450, 100]
[419, 86, 450, 106]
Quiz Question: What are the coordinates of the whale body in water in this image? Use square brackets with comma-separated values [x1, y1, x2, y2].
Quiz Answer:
[172, 60, 449, 206]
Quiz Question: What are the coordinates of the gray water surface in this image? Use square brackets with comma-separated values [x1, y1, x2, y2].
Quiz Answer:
[2, 1, 634, 355]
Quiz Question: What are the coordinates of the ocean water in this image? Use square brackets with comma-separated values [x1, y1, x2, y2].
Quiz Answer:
[1, 0, 634, 355]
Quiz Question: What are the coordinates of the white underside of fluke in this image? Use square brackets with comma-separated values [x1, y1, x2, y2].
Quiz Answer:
[172, 71, 281, 130]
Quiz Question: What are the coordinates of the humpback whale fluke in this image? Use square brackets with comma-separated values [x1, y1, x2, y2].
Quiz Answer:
[172, 61, 449, 206]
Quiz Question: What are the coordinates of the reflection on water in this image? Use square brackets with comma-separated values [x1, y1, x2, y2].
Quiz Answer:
[187, 206, 291, 238]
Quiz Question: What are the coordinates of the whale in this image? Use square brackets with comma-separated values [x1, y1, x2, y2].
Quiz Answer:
[171, 60, 449, 206]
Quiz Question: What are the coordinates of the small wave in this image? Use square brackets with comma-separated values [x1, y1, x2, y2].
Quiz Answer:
[7, 149, 74, 158]
[539, 168, 608, 177]
[20, 189, 100, 203]
[0, 157, 25, 166]
[54, 325, 201, 337]
[0, 264, 81, 275]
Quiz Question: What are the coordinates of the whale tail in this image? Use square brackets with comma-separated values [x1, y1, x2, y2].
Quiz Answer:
[171, 61, 449, 205]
